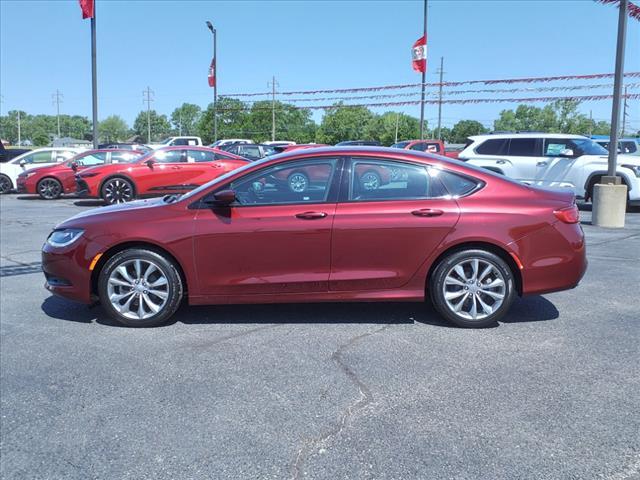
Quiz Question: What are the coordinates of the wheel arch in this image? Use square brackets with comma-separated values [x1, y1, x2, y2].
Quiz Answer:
[425, 241, 523, 296]
[584, 171, 631, 200]
[91, 241, 189, 299]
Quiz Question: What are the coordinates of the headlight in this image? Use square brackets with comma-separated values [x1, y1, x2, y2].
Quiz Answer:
[620, 165, 640, 177]
[46, 229, 84, 248]
[19, 171, 37, 179]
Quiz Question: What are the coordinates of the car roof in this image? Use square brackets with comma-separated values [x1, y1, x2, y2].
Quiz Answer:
[469, 133, 589, 141]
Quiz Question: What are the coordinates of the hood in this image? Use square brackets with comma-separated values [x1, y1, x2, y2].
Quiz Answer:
[581, 154, 640, 166]
[57, 197, 167, 228]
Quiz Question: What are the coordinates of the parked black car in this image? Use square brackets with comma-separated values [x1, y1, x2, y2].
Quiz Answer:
[0, 143, 31, 163]
[335, 140, 381, 146]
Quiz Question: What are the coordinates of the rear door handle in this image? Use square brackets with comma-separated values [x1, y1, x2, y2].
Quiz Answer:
[496, 159, 507, 164]
[537, 161, 548, 167]
[411, 208, 444, 217]
[296, 211, 327, 220]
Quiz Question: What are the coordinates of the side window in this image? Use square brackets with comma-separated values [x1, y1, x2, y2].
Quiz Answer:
[507, 138, 540, 157]
[28, 151, 54, 164]
[411, 142, 440, 153]
[77, 152, 107, 166]
[545, 139, 574, 156]
[54, 150, 76, 162]
[188, 150, 216, 162]
[213, 152, 237, 161]
[239, 145, 262, 160]
[350, 159, 436, 201]
[435, 170, 481, 197]
[154, 150, 187, 163]
[171, 138, 188, 146]
[230, 158, 338, 205]
[621, 141, 637, 154]
[475, 139, 508, 155]
[110, 152, 138, 163]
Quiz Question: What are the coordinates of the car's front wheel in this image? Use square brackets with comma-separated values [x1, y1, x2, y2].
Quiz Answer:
[97, 249, 183, 327]
[430, 249, 516, 328]
[37, 177, 63, 199]
[101, 177, 135, 204]
[0, 174, 13, 194]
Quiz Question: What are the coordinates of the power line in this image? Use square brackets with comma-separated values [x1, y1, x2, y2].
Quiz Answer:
[142, 86, 154, 143]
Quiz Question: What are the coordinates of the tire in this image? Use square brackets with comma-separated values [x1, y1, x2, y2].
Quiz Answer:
[429, 249, 516, 328]
[37, 177, 63, 200]
[360, 170, 381, 191]
[586, 176, 631, 210]
[97, 248, 183, 327]
[101, 177, 135, 204]
[288, 172, 309, 193]
[0, 174, 12, 194]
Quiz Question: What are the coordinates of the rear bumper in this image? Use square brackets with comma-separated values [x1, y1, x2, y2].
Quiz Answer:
[511, 221, 587, 296]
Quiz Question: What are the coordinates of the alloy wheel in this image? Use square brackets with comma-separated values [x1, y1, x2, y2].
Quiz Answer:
[442, 258, 506, 321]
[0, 175, 11, 194]
[106, 259, 169, 321]
[38, 179, 62, 199]
[103, 179, 133, 204]
[288, 173, 308, 193]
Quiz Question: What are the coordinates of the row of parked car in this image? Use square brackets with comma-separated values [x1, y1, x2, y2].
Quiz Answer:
[1, 133, 639, 207]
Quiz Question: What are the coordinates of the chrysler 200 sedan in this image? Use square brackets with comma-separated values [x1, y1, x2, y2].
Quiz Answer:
[41, 147, 587, 328]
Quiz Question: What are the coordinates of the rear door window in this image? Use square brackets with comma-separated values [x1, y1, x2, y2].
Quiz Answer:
[154, 150, 187, 163]
[507, 138, 541, 157]
[475, 139, 508, 155]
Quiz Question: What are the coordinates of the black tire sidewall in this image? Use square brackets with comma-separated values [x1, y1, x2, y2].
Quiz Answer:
[37, 178, 62, 199]
[97, 249, 183, 327]
[0, 174, 12, 194]
[430, 249, 516, 328]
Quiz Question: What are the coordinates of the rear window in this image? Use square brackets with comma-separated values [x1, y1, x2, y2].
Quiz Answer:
[475, 138, 508, 155]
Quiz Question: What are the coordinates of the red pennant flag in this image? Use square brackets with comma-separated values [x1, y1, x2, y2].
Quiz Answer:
[78, 0, 94, 19]
[208, 58, 216, 87]
[412, 35, 427, 73]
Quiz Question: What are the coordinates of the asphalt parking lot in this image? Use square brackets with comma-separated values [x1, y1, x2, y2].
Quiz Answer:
[1, 194, 639, 480]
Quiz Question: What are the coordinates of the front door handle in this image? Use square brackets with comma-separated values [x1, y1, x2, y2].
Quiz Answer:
[411, 208, 444, 217]
[296, 211, 327, 220]
[537, 161, 548, 167]
[171, 166, 182, 170]
[496, 159, 507, 165]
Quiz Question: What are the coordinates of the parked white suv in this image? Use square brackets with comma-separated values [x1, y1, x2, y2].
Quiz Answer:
[458, 133, 640, 206]
[0, 148, 80, 194]
[146, 136, 203, 150]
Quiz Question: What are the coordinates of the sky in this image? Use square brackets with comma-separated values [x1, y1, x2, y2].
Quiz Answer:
[1, 0, 639, 133]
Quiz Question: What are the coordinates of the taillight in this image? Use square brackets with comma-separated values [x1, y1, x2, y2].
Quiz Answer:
[554, 205, 579, 224]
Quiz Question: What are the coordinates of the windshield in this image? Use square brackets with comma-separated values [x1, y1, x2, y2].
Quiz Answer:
[179, 156, 273, 202]
[159, 137, 174, 145]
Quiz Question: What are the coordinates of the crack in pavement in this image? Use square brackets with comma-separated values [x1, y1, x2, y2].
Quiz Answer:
[290, 324, 393, 480]
[189, 323, 284, 351]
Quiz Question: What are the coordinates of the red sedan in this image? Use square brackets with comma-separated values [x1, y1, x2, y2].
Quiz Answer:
[42, 146, 586, 328]
[75, 146, 247, 204]
[16, 149, 143, 199]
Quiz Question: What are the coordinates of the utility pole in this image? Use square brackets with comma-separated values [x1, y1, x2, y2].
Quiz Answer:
[52, 89, 63, 138]
[395, 112, 400, 144]
[436, 57, 444, 140]
[90, 4, 98, 148]
[268, 76, 279, 141]
[178, 111, 183, 136]
[589, 110, 593, 136]
[419, 0, 428, 140]
[17, 110, 21, 146]
[206, 21, 218, 142]
[621, 85, 628, 137]
[143, 86, 154, 143]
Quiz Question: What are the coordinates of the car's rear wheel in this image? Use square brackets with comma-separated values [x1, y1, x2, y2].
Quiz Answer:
[430, 249, 516, 328]
[288, 172, 309, 193]
[97, 249, 183, 327]
[0, 174, 12, 194]
[102, 177, 134, 204]
[361, 170, 381, 190]
[37, 177, 63, 200]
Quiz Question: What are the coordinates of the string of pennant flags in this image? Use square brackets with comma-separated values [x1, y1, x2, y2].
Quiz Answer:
[220, 72, 640, 98]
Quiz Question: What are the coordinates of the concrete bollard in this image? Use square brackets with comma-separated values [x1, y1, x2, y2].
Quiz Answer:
[592, 183, 627, 228]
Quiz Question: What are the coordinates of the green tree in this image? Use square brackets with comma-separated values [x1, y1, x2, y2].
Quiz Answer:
[316, 103, 375, 144]
[449, 120, 488, 144]
[363, 112, 421, 145]
[197, 98, 250, 144]
[133, 110, 171, 142]
[99, 115, 129, 143]
[494, 104, 557, 132]
[171, 103, 202, 136]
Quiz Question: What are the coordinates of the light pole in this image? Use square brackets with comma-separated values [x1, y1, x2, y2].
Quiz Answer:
[206, 21, 218, 143]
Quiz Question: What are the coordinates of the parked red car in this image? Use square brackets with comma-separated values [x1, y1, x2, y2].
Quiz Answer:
[16, 149, 144, 199]
[391, 139, 460, 158]
[75, 146, 247, 204]
[42, 146, 586, 328]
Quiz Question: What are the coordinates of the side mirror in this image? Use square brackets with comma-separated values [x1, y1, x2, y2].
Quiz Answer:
[19, 159, 26, 169]
[145, 159, 155, 168]
[70, 162, 79, 172]
[559, 148, 575, 158]
[207, 189, 236, 206]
